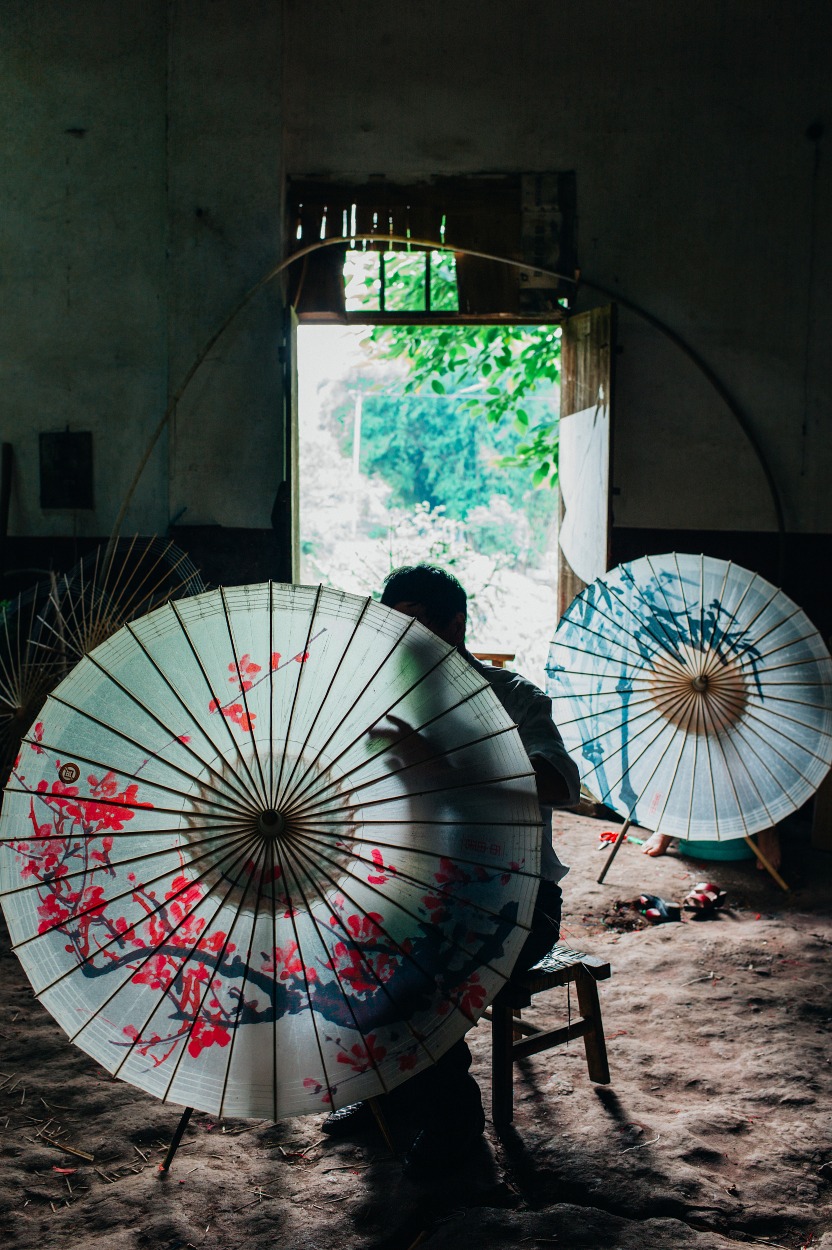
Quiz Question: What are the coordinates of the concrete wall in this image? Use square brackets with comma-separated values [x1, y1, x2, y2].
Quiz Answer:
[0, 0, 284, 546]
[284, 0, 832, 537]
[1, 0, 830, 576]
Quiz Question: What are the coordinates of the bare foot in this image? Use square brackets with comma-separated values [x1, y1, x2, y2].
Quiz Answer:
[642, 832, 672, 857]
[754, 828, 782, 871]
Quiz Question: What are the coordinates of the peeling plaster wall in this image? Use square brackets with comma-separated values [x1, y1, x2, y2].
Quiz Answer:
[0, 0, 284, 544]
[285, 0, 832, 537]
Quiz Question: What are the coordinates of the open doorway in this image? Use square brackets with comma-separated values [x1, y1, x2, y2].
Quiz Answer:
[297, 250, 563, 686]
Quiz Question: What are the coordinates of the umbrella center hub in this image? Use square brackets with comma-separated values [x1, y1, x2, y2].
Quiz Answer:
[257, 809, 285, 837]
[184, 739, 359, 913]
[649, 647, 748, 734]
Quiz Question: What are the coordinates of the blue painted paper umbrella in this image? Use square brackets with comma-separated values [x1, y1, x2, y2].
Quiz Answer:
[547, 554, 832, 881]
[0, 583, 540, 1119]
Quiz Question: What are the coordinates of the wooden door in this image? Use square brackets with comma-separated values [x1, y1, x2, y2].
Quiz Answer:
[557, 305, 616, 620]
[272, 305, 300, 583]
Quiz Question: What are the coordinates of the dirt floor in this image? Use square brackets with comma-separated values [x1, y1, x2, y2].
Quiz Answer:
[1, 810, 831, 1250]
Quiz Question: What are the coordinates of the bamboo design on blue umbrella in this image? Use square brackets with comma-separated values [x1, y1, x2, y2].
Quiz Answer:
[547, 553, 832, 884]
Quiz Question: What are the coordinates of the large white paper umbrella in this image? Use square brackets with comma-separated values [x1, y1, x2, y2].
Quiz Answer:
[0, 583, 540, 1119]
[547, 554, 832, 844]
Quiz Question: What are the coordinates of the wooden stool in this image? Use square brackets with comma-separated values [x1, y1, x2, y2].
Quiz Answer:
[486, 945, 611, 1129]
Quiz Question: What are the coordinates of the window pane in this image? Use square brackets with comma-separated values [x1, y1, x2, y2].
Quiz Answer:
[382, 253, 427, 312]
[430, 251, 459, 312]
[344, 252, 381, 311]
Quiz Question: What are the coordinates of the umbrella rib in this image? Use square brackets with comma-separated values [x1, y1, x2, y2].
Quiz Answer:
[704, 714, 779, 833]
[318, 816, 542, 829]
[726, 711, 808, 792]
[268, 831, 338, 1110]
[277, 830, 516, 1033]
[700, 697, 750, 840]
[276, 840, 444, 1072]
[49, 661, 258, 816]
[219, 586, 269, 808]
[713, 582, 794, 667]
[105, 539, 193, 625]
[3, 778, 253, 825]
[701, 558, 738, 670]
[700, 564, 763, 671]
[274, 593, 373, 813]
[271, 583, 324, 810]
[278, 645, 462, 820]
[282, 825, 542, 879]
[613, 562, 688, 663]
[277, 614, 429, 813]
[278, 611, 418, 812]
[120, 621, 259, 810]
[278, 842, 401, 1098]
[284, 822, 535, 927]
[728, 604, 807, 672]
[741, 690, 832, 731]
[268, 581, 275, 809]
[551, 621, 666, 674]
[649, 552, 703, 660]
[158, 840, 268, 1104]
[17, 825, 259, 981]
[288, 767, 538, 824]
[279, 825, 532, 965]
[217, 835, 272, 1118]
[671, 552, 696, 658]
[582, 707, 688, 809]
[555, 690, 669, 730]
[0, 822, 249, 899]
[107, 834, 265, 1075]
[734, 625, 825, 674]
[735, 700, 832, 767]
[697, 552, 705, 668]
[0, 812, 232, 846]
[20, 733, 257, 823]
[556, 692, 679, 755]
[640, 691, 700, 837]
[169, 599, 266, 811]
[286, 722, 522, 822]
[267, 833, 279, 1122]
[699, 695, 721, 839]
[747, 653, 832, 677]
[637, 554, 691, 659]
[283, 679, 495, 820]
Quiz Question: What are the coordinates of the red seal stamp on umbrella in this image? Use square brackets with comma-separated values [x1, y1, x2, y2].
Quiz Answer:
[59, 762, 80, 784]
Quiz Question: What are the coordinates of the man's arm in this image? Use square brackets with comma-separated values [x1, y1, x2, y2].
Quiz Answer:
[516, 686, 580, 808]
[530, 753, 574, 806]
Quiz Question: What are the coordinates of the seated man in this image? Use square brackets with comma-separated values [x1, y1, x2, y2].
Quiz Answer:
[323, 563, 580, 1175]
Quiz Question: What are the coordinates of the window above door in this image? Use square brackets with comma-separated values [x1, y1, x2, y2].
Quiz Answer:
[286, 173, 578, 322]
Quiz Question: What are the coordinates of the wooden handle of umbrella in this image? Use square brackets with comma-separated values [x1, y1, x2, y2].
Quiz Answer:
[597, 821, 632, 884]
[743, 835, 789, 892]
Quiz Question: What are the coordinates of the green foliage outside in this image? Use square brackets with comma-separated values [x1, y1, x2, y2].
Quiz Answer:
[345, 250, 562, 490]
[331, 382, 557, 563]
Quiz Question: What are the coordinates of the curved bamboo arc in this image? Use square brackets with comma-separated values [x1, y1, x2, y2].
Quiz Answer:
[110, 235, 785, 553]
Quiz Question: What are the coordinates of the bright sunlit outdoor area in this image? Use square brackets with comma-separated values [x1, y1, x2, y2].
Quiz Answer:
[298, 249, 563, 686]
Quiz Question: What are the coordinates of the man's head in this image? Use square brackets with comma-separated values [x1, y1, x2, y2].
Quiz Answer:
[380, 564, 467, 647]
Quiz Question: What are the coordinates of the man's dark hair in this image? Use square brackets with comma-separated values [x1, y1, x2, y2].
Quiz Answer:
[380, 564, 467, 629]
